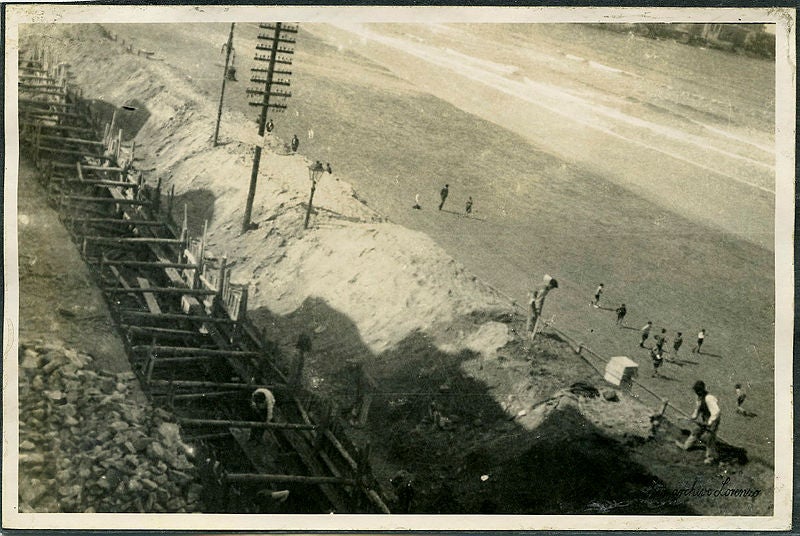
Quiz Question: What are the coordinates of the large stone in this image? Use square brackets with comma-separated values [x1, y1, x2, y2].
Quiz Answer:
[602, 389, 620, 402]
[110, 420, 129, 432]
[148, 442, 167, 461]
[157, 422, 181, 447]
[20, 350, 41, 369]
[141, 478, 159, 491]
[19, 440, 36, 451]
[20, 480, 49, 505]
[20, 452, 45, 465]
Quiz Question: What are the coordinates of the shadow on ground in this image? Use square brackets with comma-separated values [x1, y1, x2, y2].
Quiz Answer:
[88, 98, 151, 141]
[248, 297, 696, 515]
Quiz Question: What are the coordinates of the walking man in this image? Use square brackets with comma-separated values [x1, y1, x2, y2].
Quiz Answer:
[673, 332, 684, 357]
[266, 119, 274, 133]
[692, 329, 706, 354]
[639, 321, 653, 348]
[326, 162, 333, 174]
[290, 134, 299, 153]
[413, 194, 422, 210]
[438, 184, 449, 211]
[615, 303, 627, 326]
[675, 380, 720, 465]
[465, 196, 473, 214]
[592, 284, 604, 307]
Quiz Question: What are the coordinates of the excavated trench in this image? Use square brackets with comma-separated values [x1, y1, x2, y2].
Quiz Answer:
[17, 44, 391, 515]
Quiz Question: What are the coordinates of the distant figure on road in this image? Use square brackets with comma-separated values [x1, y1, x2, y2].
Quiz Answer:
[326, 162, 333, 174]
[692, 329, 706, 354]
[675, 380, 720, 465]
[615, 303, 627, 325]
[266, 119, 274, 133]
[465, 196, 473, 214]
[639, 321, 653, 348]
[290, 134, 299, 153]
[673, 332, 684, 357]
[439, 184, 449, 211]
[413, 194, 422, 210]
[592, 284, 604, 307]
[307, 128, 314, 140]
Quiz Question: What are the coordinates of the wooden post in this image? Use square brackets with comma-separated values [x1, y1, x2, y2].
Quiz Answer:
[313, 402, 332, 450]
[153, 177, 162, 214]
[213, 23, 235, 147]
[238, 286, 248, 322]
[217, 256, 227, 299]
[167, 184, 175, 220]
[355, 441, 371, 485]
[115, 129, 123, 162]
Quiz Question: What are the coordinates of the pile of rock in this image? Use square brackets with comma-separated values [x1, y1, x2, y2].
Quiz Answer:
[18, 340, 203, 513]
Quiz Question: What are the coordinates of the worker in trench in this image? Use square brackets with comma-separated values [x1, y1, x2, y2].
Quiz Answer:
[249, 387, 275, 442]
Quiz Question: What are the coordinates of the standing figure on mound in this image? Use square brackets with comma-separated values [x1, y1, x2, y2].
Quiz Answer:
[290, 134, 300, 153]
[526, 274, 558, 339]
[465, 196, 473, 214]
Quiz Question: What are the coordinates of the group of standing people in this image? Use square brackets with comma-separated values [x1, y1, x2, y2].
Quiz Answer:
[586, 283, 758, 465]
[590, 282, 708, 375]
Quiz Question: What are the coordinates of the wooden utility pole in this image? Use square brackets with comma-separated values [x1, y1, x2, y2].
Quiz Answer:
[242, 22, 297, 233]
[213, 23, 236, 147]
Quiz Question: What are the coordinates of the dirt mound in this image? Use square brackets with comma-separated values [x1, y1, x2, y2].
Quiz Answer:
[26, 24, 512, 356]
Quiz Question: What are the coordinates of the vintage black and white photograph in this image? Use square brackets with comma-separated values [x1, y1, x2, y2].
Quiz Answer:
[3, 4, 794, 531]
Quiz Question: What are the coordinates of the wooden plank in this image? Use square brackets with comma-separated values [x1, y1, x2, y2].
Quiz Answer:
[84, 236, 184, 245]
[104, 287, 217, 296]
[147, 380, 275, 390]
[64, 195, 148, 205]
[179, 418, 316, 431]
[53, 161, 122, 171]
[73, 219, 168, 227]
[116, 310, 235, 324]
[39, 134, 105, 145]
[62, 179, 137, 188]
[136, 277, 162, 315]
[224, 473, 352, 485]
[121, 324, 202, 337]
[131, 345, 259, 357]
[37, 146, 108, 158]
